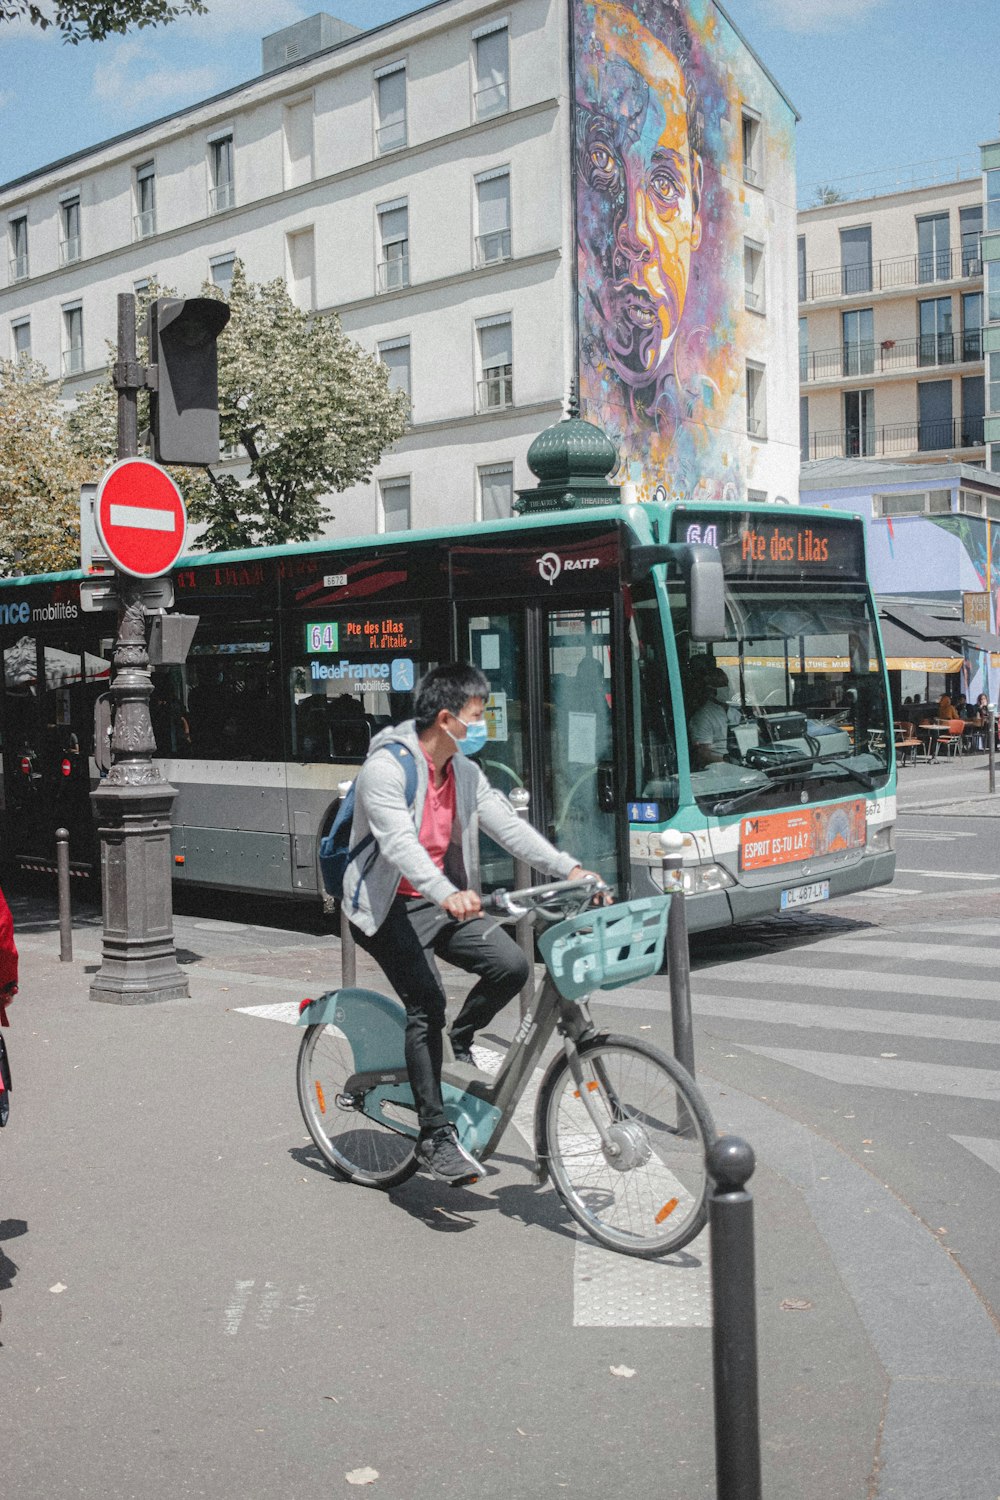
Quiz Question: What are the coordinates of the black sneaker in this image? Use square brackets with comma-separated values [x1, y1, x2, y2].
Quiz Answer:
[450, 1039, 474, 1065]
[416, 1126, 483, 1186]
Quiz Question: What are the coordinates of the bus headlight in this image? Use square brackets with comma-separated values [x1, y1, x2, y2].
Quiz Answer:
[866, 825, 894, 854]
[652, 862, 736, 895]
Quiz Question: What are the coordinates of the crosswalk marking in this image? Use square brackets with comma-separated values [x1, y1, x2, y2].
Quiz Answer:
[235, 1001, 301, 1024]
[692, 961, 984, 1002]
[742, 1046, 1000, 1102]
[950, 1136, 1000, 1174]
[790, 937, 974, 963]
[692, 994, 1000, 1045]
[895, 868, 1000, 881]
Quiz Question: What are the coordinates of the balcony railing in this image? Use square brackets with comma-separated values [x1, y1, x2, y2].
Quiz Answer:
[210, 182, 235, 213]
[805, 416, 985, 460]
[745, 286, 764, 312]
[800, 329, 984, 383]
[478, 366, 513, 412]
[474, 79, 509, 119]
[62, 347, 84, 376]
[133, 210, 156, 240]
[377, 251, 409, 293]
[476, 229, 511, 267]
[9, 254, 28, 281]
[799, 244, 982, 302]
[59, 236, 81, 265]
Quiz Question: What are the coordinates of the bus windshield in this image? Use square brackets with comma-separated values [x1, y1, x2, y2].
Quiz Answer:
[676, 584, 891, 817]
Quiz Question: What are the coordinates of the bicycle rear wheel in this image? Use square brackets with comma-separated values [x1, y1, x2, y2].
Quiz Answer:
[297, 1023, 419, 1189]
[536, 1035, 713, 1259]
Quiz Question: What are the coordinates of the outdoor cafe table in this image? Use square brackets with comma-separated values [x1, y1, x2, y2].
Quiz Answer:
[917, 722, 951, 760]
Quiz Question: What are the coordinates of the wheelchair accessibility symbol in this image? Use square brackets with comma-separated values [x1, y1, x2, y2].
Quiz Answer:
[391, 658, 415, 691]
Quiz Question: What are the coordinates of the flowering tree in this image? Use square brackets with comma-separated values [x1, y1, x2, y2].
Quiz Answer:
[0, 358, 89, 575]
[69, 262, 409, 551]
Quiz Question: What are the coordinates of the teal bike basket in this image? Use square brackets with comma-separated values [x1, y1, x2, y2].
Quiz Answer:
[537, 896, 670, 1001]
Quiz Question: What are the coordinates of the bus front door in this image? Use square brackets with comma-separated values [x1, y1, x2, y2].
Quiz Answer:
[459, 597, 625, 894]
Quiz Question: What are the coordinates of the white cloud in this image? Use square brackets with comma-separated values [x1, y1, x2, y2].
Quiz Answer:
[91, 39, 218, 115]
[755, 0, 885, 30]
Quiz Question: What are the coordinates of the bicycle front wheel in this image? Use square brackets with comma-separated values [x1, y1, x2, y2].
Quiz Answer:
[297, 1023, 418, 1189]
[537, 1035, 713, 1259]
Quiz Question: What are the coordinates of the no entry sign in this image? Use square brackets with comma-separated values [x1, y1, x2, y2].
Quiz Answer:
[95, 458, 187, 578]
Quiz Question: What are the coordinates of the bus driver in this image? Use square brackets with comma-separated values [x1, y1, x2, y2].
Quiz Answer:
[343, 662, 599, 1187]
[687, 658, 741, 768]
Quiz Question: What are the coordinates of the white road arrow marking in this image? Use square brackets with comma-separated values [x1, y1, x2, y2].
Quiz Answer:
[950, 1136, 1000, 1174]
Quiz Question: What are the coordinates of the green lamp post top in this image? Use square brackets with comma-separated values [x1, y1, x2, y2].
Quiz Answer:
[515, 388, 622, 514]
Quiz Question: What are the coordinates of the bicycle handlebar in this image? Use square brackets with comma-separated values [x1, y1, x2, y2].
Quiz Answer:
[482, 875, 610, 922]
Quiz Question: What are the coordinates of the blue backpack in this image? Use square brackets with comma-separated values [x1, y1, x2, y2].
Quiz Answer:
[319, 740, 419, 902]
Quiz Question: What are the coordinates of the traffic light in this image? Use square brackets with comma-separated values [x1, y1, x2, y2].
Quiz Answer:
[148, 297, 231, 466]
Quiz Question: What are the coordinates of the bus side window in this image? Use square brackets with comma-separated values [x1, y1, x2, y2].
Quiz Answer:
[182, 618, 279, 761]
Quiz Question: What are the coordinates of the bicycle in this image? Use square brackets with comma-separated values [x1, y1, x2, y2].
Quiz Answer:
[296, 877, 715, 1259]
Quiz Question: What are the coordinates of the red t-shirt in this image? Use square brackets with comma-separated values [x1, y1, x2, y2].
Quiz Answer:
[398, 747, 457, 898]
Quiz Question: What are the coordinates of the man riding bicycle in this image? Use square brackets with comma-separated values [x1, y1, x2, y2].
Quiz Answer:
[343, 662, 597, 1186]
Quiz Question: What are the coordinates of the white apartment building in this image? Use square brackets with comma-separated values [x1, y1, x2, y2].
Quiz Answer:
[798, 178, 985, 468]
[1, 0, 800, 539]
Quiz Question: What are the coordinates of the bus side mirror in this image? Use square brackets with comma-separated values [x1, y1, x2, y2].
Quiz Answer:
[625, 541, 725, 643]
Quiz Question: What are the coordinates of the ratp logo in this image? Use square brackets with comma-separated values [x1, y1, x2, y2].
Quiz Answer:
[391, 658, 415, 691]
[537, 552, 562, 585]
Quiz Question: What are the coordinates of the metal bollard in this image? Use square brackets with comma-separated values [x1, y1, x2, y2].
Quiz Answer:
[55, 826, 72, 962]
[336, 780, 357, 989]
[989, 711, 996, 796]
[708, 1136, 762, 1500]
[658, 829, 696, 1081]
[508, 787, 536, 1019]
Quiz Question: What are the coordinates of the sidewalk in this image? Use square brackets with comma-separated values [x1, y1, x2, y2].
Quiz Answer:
[895, 748, 1000, 815]
[3, 887, 998, 1497]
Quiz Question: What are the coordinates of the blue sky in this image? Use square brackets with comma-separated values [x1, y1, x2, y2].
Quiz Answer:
[0, 0, 995, 197]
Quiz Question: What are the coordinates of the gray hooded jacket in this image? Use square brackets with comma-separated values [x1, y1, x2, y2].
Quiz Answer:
[342, 719, 579, 936]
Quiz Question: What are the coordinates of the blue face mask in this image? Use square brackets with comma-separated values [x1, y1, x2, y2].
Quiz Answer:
[448, 716, 489, 757]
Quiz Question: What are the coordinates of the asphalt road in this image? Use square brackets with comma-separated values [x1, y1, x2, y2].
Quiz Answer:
[3, 792, 1000, 1499]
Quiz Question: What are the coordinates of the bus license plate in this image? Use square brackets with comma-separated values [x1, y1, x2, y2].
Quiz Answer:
[781, 881, 830, 911]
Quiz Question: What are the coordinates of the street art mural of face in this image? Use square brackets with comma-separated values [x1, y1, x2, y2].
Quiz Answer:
[573, 0, 794, 502]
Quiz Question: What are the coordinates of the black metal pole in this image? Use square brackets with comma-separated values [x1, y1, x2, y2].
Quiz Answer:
[55, 826, 72, 962]
[709, 1136, 762, 1500]
[509, 787, 535, 1020]
[989, 710, 996, 795]
[660, 831, 696, 1079]
[337, 780, 357, 989]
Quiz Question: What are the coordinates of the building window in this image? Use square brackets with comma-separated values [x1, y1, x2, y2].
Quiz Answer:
[918, 297, 953, 367]
[380, 477, 411, 532]
[62, 303, 83, 376]
[844, 388, 874, 457]
[797, 234, 807, 301]
[961, 374, 985, 448]
[283, 98, 314, 189]
[8, 215, 28, 282]
[286, 227, 315, 309]
[988, 170, 1000, 235]
[479, 462, 514, 520]
[477, 316, 513, 411]
[475, 169, 511, 266]
[839, 225, 872, 295]
[210, 134, 235, 213]
[747, 488, 767, 503]
[59, 195, 80, 265]
[741, 109, 761, 186]
[842, 308, 874, 376]
[377, 200, 409, 292]
[12, 318, 30, 361]
[210, 253, 236, 297]
[134, 277, 151, 298]
[474, 23, 509, 120]
[988, 353, 1000, 415]
[743, 239, 765, 312]
[963, 291, 983, 360]
[917, 379, 953, 452]
[134, 162, 156, 239]
[799, 395, 809, 462]
[378, 336, 411, 409]
[745, 361, 766, 438]
[873, 491, 951, 519]
[960, 205, 983, 276]
[917, 212, 950, 284]
[375, 65, 407, 154]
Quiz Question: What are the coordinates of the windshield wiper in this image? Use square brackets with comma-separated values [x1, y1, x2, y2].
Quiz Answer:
[813, 753, 878, 791]
[711, 756, 877, 816]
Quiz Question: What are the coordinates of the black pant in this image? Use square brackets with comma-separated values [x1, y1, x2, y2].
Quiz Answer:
[351, 895, 530, 1133]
